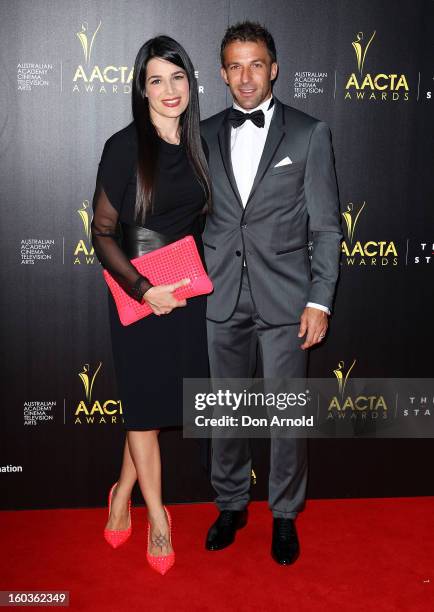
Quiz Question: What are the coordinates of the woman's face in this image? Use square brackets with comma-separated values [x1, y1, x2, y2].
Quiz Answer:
[145, 57, 190, 121]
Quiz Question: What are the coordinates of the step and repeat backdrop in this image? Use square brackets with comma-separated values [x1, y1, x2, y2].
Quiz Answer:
[1, 0, 433, 509]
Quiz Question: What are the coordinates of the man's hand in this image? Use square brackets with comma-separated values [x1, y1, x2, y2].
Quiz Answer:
[298, 307, 328, 350]
[142, 278, 190, 316]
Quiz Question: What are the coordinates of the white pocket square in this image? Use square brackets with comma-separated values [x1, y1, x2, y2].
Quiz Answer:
[274, 156, 292, 167]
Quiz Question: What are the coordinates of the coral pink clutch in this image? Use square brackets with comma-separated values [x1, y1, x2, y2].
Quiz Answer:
[103, 235, 213, 326]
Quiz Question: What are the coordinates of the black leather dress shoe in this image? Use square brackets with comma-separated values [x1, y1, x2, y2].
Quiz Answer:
[271, 518, 300, 565]
[205, 509, 248, 551]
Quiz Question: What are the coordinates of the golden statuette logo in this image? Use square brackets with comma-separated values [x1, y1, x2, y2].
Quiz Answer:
[74, 200, 95, 264]
[78, 362, 102, 403]
[352, 31, 376, 76]
[76, 21, 102, 65]
[77, 200, 92, 243]
[342, 201, 366, 245]
[333, 359, 356, 398]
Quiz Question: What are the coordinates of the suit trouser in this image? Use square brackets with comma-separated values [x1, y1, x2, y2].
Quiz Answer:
[207, 269, 308, 519]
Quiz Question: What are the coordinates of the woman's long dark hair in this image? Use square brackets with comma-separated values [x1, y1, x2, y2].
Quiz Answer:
[132, 35, 211, 224]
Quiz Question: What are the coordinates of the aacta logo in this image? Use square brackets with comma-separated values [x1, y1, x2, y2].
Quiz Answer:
[341, 201, 398, 266]
[74, 200, 95, 264]
[344, 31, 409, 101]
[74, 362, 123, 425]
[327, 359, 388, 419]
[72, 21, 133, 93]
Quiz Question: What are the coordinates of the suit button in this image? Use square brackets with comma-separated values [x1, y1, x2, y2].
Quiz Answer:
[235, 250, 242, 257]
[241, 223, 247, 229]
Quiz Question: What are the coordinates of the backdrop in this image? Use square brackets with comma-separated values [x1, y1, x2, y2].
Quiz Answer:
[1, 0, 433, 510]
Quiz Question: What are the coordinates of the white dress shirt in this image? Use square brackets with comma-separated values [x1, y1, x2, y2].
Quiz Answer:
[231, 96, 275, 206]
[230, 95, 330, 315]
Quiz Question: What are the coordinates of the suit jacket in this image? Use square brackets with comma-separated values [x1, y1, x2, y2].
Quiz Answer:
[201, 97, 342, 325]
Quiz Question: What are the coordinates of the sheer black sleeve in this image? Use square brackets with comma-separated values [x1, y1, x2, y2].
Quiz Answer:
[199, 135, 210, 220]
[91, 135, 153, 302]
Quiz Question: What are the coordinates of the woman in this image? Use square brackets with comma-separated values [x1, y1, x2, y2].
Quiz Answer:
[91, 35, 211, 575]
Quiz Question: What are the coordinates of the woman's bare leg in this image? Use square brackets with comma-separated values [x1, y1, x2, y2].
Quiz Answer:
[105, 437, 137, 530]
[127, 430, 173, 556]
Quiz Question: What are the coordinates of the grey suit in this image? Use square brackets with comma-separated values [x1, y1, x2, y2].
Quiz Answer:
[201, 98, 342, 517]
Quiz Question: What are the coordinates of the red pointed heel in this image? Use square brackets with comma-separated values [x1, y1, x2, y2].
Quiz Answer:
[146, 506, 175, 575]
[103, 482, 132, 549]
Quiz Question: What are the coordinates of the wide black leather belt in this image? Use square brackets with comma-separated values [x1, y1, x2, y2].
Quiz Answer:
[120, 223, 195, 259]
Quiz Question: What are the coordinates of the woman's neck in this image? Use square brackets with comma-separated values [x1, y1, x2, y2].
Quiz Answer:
[150, 111, 181, 144]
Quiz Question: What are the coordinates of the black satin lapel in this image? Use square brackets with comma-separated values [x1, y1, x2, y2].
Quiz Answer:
[217, 115, 243, 209]
[245, 100, 285, 207]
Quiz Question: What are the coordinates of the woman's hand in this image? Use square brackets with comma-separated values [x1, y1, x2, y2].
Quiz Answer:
[142, 278, 190, 316]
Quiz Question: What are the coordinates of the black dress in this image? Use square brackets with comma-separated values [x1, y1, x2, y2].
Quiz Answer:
[92, 122, 208, 430]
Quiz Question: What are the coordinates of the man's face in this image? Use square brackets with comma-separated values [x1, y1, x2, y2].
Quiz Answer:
[221, 40, 278, 110]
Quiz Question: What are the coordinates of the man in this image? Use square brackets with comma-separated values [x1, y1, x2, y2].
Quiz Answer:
[201, 21, 342, 564]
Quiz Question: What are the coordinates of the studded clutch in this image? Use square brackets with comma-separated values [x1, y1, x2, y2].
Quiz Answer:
[103, 235, 213, 326]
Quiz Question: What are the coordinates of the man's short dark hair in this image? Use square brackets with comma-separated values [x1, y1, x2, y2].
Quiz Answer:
[220, 21, 277, 66]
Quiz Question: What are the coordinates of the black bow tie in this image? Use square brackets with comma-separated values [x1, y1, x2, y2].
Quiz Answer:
[228, 108, 265, 128]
